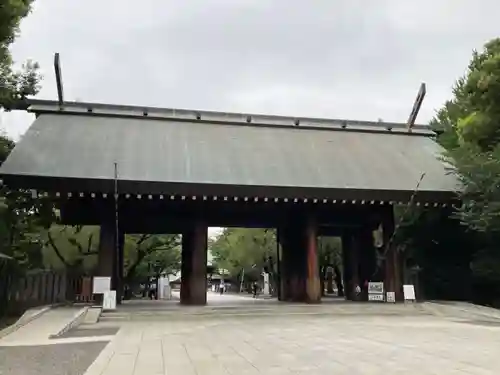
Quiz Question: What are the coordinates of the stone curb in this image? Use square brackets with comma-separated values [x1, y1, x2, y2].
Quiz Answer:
[85, 306, 103, 324]
[0, 304, 55, 340]
[49, 306, 89, 338]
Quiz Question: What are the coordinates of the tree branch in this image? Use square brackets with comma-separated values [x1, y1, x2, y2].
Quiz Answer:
[136, 234, 151, 246]
[46, 230, 70, 268]
[86, 233, 93, 253]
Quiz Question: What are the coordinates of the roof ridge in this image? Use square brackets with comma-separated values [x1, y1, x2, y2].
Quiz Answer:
[27, 99, 434, 136]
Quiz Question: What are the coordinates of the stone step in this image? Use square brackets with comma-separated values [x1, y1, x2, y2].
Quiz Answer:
[98, 303, 431, 322]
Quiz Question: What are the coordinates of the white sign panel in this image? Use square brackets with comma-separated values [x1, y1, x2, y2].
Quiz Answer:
[368, 294, 384, 302]
[92, 277, 111, 294]
[403, 285, 416, 301]
[103, 290, 116, 310]
[368, 282, 384, 294]
[263, 273, 270, 296]
[386, 292, 396, 303]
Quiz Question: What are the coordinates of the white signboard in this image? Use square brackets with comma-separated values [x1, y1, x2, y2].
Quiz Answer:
[103, 290, 116, 310]
[368, 294, 384, 302]
[92, 277, 111, 294]
[368, 282, 384, 294]
[263, 273, 270, 296]
[403, 285, 416, 301]
[386, 292, 396, 303]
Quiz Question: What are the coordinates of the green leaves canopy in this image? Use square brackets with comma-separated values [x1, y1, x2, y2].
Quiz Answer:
[0, 0, 40, 109]
[210, 228, 276, 279]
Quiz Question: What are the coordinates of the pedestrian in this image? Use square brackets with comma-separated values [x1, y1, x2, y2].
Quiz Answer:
[149, 282, 157, 300]
[355, 284, 361, 296]
[252, 282, 258, 298]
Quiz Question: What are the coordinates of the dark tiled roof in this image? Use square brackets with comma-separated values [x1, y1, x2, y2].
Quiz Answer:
[0, 101, 458, 201]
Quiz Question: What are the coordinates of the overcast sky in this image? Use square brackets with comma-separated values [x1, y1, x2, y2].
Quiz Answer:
[2, 0, 498, 237]
[2, 0, 499, 141]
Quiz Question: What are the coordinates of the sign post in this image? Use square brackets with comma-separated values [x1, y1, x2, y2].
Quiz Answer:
[368, 282, 384, 302]
[386, 292, 396, 303]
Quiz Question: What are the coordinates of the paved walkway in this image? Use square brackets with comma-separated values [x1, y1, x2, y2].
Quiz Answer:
[0, 307, 114, 375]
[84, 295, 500, 375]
[3, 298, 500, 374]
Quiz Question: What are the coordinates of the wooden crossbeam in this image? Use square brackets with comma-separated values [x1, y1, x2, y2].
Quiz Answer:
[407, 82, 426, 130]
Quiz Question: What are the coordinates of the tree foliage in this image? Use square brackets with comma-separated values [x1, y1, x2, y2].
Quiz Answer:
[42, 226, 181, 283]
[124, 234, 181, 283]
[0, 133, 55, 273]
[0, 0, 40, 109]
[210, 228, 343, 290]
[210, 228, 277, 280]
[399, 37, 500, 305]
[436, 38, 500, 232]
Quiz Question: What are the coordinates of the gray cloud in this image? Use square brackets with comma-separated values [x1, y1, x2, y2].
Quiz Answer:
[2, 0, 500, 141]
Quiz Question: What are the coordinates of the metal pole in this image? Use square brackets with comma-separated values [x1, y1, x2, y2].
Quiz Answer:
[276, 228, 281, 300]
[114, 163, 120, 302]
[240, 268, 245, 293]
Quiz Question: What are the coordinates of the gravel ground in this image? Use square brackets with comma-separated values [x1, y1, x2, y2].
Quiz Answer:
[0, 341, 108, 375]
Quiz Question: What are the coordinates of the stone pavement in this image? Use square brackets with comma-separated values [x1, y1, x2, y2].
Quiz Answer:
[0, 341, 108, 375]
[0, 306, 115, 346]
[3, 297, 500, 374]
[84, 294, 500, 375]
[0, 307, 114, 375]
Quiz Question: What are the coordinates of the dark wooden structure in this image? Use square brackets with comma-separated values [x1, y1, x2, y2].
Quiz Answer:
[0, 100, 458, 305]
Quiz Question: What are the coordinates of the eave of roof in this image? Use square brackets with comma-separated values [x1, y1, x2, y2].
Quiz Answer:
[0, 100, 458, 203]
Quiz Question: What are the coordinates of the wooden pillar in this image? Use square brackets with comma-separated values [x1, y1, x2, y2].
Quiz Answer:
[382, 205, 402, 301]
[358, 227, 377, 285]
[180, 232, 192, 303]
[116, 231, 125, 305]
[341, 233, 352, 300]
[181, 221, 208, 305]
[280, 215, 320, 303]
[98, 221, 115, 286]
[350, 231, 361, 301]
[289, 229, 306, 302]
[341, 231, 361, 301]
[97, 220, 116, 304]
[279, 224, 294, 301]
[305, 215, 321, 303]
[276, 229, 283, 301]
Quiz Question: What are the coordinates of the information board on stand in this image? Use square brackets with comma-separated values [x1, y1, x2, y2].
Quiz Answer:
[403, 285, 416, 302]
[386, 292, 396, 303]
[92, 276, 111, 294]
[368, 282, 384, 302]
[103, 290, 116, 310]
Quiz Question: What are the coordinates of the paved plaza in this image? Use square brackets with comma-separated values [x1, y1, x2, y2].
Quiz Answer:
[2, 293, 500, 374]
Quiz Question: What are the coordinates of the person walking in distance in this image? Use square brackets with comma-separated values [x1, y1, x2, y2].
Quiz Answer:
[219, 280, 225, 295]
[252, 282, 258, 298]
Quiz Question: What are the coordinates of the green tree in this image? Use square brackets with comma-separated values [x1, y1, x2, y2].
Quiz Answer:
[124, 234, 180, 284]
[437, 38, 500, 232]
[399, 37, 500, 305]
[0, 0, 40, 110]
[210, 228, 277, 283]
[42, 225, 99, 273]
[0, 134, 55, 272]
[0, 1, 45, 274]
[318, 237, 342, 270]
